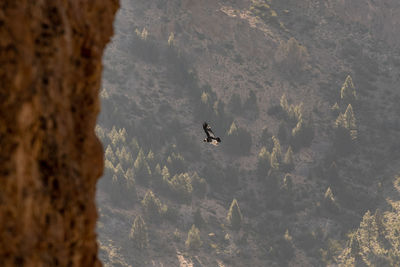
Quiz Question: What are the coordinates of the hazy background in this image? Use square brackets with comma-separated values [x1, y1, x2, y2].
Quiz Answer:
[95, 0, 400, 266]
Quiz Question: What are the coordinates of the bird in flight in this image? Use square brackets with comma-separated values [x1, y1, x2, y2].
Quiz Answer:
[203, 122, 221, 146]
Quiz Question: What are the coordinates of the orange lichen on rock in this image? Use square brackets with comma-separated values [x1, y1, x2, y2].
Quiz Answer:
[0, 1, 118, 266]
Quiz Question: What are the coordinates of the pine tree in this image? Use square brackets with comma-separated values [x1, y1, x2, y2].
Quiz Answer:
[105, 145, 116, 164]
[130, 137, 140, 157]
[185, 225, 202, 250]
[168, 173, 193, 202]
[270, 149, 279, 170]
[260, 126, 272, 149]
[280, 93, 289, 113]
[228, 121, 238, 136]
[134, 149, 151, 184]
[147, 150, 155, 169]
[343, 104, 357, 140]
[331, 102, 340, 117]
[168, 32, 175, 46]
[130, 215, 148, 249]
[167, 152, 185, 174]
[225, 121, 252, 155]
[141, 190, 162, 222]
[191, 172, 207, 198]
[340, 75, 356, 103]
[243, 90, 259, 118]
[283, 146, 294, 171]
[257, 146, 271, 178]
[227, 199, 243, 230]
[281, 174, 294, 212]
[161, 165, 170, 181]
[272, 136, 282, 162]
[323, 187, 339, 213]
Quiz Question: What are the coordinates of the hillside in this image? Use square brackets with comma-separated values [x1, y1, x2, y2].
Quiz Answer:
[95, 0, 400, 266]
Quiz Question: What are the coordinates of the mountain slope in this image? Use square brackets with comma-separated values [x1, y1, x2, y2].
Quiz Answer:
[96, 0, 400, 266]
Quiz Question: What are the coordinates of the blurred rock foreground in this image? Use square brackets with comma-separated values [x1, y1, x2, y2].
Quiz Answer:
[0, 1, 118, 266]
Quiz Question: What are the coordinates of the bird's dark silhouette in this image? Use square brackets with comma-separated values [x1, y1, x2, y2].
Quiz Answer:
[203, 122, 221, 146]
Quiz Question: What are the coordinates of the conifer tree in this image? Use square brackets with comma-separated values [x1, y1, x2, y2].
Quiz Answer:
[260, 126, 273, 149]
[191, 172, 207, 198]
[141, 190, 162, 222]
[134, 149, 151, 184]
[105, 145, 116, 164]
[281, 174, 294, 212]
[340, 75, 356, 103]
[147, 150, 155, 169]
[152, 163, 162, 186]
[280, 93, 289, 113]
[270, 149, 280, 170]
[331, 102, 340, 117]
[168, 32, 175, 46]
[125, 168, 134, 185]
[323, 187, 339, 213]
[130, 137, 140, 157]
[283, 146, 295, 171]
[104, 159, 115, 179]
[257, 146, 271, 178]
[243, 90, 259, 118]
[343, 104, 357, 140]
[185, 225, 202, 250]
[272, 136, 282, 161]
[167, 152, 185, 175]
[227, 199, 243, 230]
[162, 165, 170, 182]
[130, 215, 148, 249]
[225, 121, 252, 155]
[168, 173, 193, 202]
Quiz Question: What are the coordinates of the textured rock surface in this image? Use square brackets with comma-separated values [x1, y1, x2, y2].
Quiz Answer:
[0, 1, 118, 266]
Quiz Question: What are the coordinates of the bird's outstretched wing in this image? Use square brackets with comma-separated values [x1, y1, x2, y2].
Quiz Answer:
[203, 122, 216, 138]
[203, 122, 211, 138]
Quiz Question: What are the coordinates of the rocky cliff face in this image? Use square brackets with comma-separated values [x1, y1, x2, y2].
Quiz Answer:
[0, 1, 118, 266]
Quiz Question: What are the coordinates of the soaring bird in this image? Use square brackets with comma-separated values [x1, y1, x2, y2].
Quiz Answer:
[203, 122, 221, 146]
